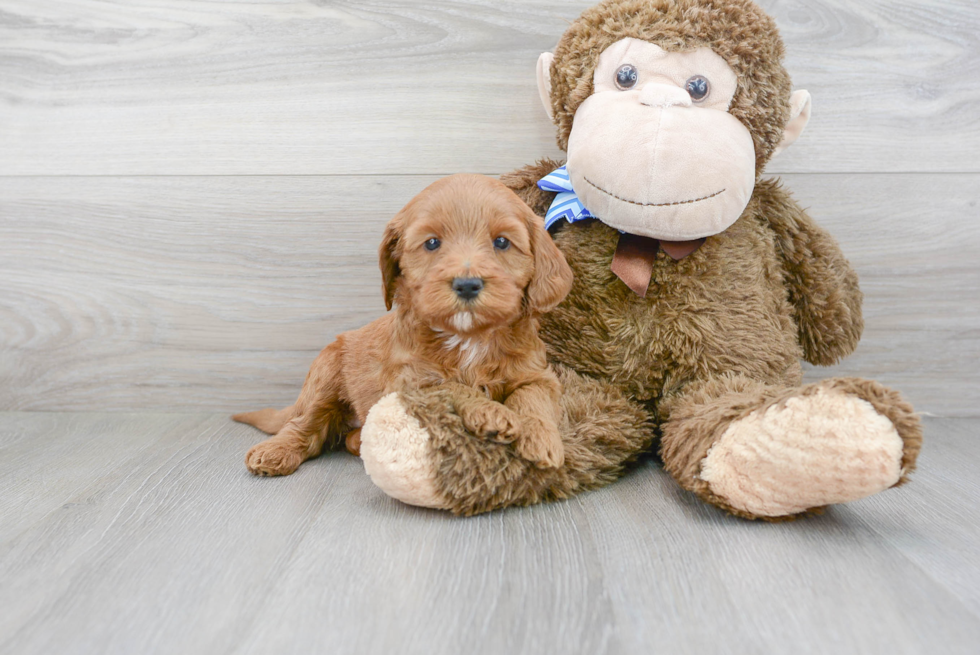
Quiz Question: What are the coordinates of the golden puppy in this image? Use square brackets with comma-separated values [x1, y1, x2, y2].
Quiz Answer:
[234, 174, 574, 475]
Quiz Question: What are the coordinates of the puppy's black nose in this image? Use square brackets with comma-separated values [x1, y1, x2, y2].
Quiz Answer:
[452, 277, 484, 301]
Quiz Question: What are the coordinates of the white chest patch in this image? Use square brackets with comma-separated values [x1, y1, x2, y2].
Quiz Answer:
[450, 312, 474, 332]
[442, 333, 490, 369]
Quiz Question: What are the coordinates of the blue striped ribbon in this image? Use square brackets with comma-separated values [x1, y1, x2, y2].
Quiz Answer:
[537, 165, 593, 229]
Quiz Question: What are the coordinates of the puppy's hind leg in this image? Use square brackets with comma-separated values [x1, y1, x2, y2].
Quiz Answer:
[246, 341, 350, 477]
[233, 405, 295, 435]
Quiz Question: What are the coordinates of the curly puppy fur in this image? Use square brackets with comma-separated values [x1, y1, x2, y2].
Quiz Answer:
[234, 174, 574, 475]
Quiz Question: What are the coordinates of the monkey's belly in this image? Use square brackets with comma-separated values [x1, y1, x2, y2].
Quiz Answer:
[541, 218, 803, 404]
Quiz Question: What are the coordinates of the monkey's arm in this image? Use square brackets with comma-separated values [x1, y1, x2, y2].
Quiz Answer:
[757, 178, 864, 366]
[499, 158, 564, 217]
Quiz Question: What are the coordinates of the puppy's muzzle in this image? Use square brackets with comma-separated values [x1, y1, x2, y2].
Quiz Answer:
[452, 277, 484, 301]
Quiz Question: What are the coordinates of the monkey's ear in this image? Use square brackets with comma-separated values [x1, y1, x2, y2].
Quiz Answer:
[536, 52, 555, 122]
[772, 90, 812, 158]
[522, 203, 573, 316]
[378, 214, 403, 311]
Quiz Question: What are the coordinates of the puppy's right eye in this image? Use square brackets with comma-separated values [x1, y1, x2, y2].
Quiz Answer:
[423, 238, 441, 251]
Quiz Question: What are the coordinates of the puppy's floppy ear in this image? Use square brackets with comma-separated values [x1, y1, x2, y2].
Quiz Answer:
[378, 210, 405, 311]
[520, 201, 573, 315]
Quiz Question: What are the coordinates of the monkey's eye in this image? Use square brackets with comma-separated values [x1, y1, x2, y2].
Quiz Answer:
[423, 238, 441, 251]
[685, 75, 710, 102]
[614, 64, 639, 90]
[493, 236, 511, 251]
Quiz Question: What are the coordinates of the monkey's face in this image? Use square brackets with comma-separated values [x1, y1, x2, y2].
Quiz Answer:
[564, 38, 758, 241]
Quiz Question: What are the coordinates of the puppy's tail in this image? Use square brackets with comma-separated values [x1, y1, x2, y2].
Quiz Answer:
[232, 405, 294, 435]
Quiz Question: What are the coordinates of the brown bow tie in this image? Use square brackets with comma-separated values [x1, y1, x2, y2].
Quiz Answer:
[610, 233, 705, 297]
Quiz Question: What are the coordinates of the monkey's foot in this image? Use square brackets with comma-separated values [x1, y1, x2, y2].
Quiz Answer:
[359, 393, 451, 510]
[698, 382, 921, 518]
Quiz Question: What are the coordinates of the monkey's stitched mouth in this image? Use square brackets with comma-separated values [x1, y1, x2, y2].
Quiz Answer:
[583, 176, 725, 207]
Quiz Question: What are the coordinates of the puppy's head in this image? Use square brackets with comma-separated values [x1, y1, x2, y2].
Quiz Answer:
[379, 174, 573, 335]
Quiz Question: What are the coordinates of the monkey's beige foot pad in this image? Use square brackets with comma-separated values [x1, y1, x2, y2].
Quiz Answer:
[360, 393, 451, 510]
[699, 389, 906, 517]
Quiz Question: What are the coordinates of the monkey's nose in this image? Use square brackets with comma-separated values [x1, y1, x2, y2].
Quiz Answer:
[639, 83, 692, 109]
[452, 277, 484, 301]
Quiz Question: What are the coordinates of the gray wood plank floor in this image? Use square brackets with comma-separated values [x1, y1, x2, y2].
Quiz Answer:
[1, 413, 977, 655]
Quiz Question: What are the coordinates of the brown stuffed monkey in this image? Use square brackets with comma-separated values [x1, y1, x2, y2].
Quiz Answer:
[357, 0, 922, 520]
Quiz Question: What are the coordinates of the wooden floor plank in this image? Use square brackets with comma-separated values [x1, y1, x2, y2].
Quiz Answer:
[575, 446, 980, 653]
[1, 0, 977, 175]
[234, 487, 616, 655]
[850, 418, 980, 616]
[1, 173, 977, 415]
[0, 414, 340, 654]
[0, 413, 977, 654]
[0, 412, 211, 546]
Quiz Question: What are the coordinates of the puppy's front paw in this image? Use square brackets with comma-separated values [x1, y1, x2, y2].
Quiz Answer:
[516, 419, 565, 469]
[246, 439, 304, 476]
[459, 401, 522, 442]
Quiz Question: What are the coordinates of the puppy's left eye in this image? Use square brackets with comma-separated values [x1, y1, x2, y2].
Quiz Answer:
[423, 238, 441, 251]
[493, 236, 511, 251]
